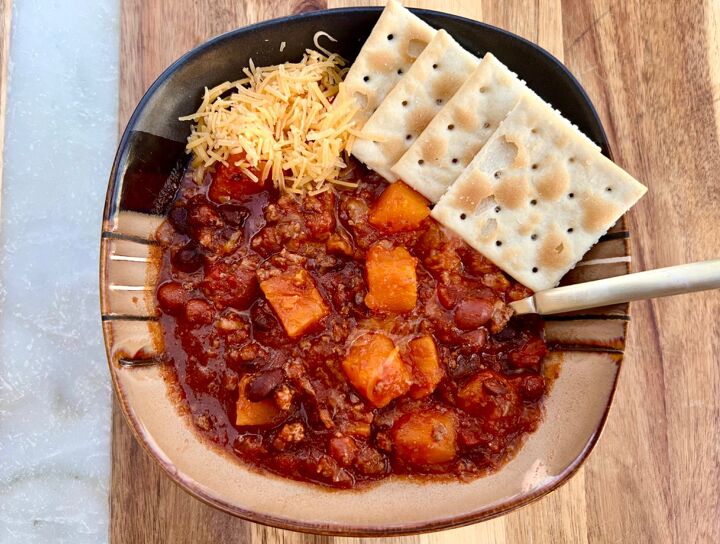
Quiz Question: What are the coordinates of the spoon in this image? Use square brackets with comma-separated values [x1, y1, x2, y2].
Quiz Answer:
[510, 259, 720, 316]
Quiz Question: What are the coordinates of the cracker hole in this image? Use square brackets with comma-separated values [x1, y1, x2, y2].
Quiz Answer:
[405, 134, 412, 141]
[532, 267, 539, 273]
[567, 227, 574, 233]
[569, 157, 576, 163]
[397, 68, 403, 75]
[432, 63, 439, 69]
[418, 159, 425, 165]
[435, 98, 443, 105]
[479, 86, 488, 93]
[530, 199, 537, 206]
[452, 158, 459, 164]
[531, 163, 538, 170]
[363, 75, 370, 82]
[568, 193, 575, 199]
[494, 171, 502, 179]
[494, 206, 502, 213]
[531, 234, 538, 240]
[387, 34, 394, 40]
[495, 240, 502, 247]
[483, 122, 491, 129]
[460, 213, 467, 220]
[606, 186, 613, 192]
[447, 124, 455, 130]
[402, 100, 408, 107]
[531, 128, 539, 134]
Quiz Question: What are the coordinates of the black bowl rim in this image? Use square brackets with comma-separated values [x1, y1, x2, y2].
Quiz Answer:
[102, 5, 617, 537]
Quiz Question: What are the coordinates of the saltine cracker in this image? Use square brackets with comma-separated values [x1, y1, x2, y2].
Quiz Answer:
[432, 96, 647, 291]
[352, 30, 480, 181]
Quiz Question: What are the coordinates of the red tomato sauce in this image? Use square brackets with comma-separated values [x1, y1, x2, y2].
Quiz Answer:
[154, 159, 549, 488]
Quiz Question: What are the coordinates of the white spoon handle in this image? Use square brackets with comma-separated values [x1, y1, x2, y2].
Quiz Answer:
[510, 259, 720, 316]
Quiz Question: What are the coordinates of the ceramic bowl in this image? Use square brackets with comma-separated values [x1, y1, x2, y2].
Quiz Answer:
[100, 6, 630, 536]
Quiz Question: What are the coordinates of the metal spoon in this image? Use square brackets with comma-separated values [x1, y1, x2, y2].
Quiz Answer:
[510, 260, 720, 316]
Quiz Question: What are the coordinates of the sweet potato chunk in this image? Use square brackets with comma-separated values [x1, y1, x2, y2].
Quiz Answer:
[364, 243, 418, 313]
[236, 375, 285, 427]
[368, 182, 430, 233]
[342, 333, 412, 408]
[406, 336, 443, 399]
[392, 409, 457, 465]
[260, 268, 329, 338]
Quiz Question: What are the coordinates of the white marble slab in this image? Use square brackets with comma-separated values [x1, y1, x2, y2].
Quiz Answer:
[0, 0, 119, 542]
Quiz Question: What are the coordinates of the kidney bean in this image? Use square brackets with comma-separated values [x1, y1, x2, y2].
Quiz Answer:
[167, 206, 189, 233]
[218, 204, 249, 227]
[246, 368, 283, 401]
[171, 241, 204, 273]
[454, 298, 493, 330]
[156, 281, 186, 315]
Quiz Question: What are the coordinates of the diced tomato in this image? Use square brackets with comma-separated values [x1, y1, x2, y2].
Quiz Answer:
[508, 338, 548, 370]
[185, 298, 214, 325]
[457, 370, 519, 421]
[406, 336, 443, 399]
[235, 375, 285, 427]
[329, 436, 359, 466]
[208, 155, 265, 203]
[482, 271, 511, 292]
[340, 421, 372, 438]
[461, 248, 498, 275]
[507, 282, 533, 302]
[342, 333, 411, 408]
[392, 409, 457, 465]
[364, 243, 418, 313]
[260, 268, 329, 338]
[368, 182, 430, 233]
[302, 191, 336, 240]
[202, 261, 258, 311]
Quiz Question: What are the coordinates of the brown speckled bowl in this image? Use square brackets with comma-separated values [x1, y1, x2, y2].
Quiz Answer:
[100, 7, 631, 536]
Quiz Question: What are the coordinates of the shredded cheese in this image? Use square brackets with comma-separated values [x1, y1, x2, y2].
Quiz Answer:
[180, 45, 359, 194]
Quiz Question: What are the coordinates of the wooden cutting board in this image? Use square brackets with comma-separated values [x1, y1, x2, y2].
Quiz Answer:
[111, 1, 720, 542]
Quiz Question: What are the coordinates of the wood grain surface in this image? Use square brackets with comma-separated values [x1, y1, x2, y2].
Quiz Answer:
[111, 1, 720, 542]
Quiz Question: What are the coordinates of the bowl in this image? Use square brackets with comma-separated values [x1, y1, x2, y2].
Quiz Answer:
[100, 6, 630, 536]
